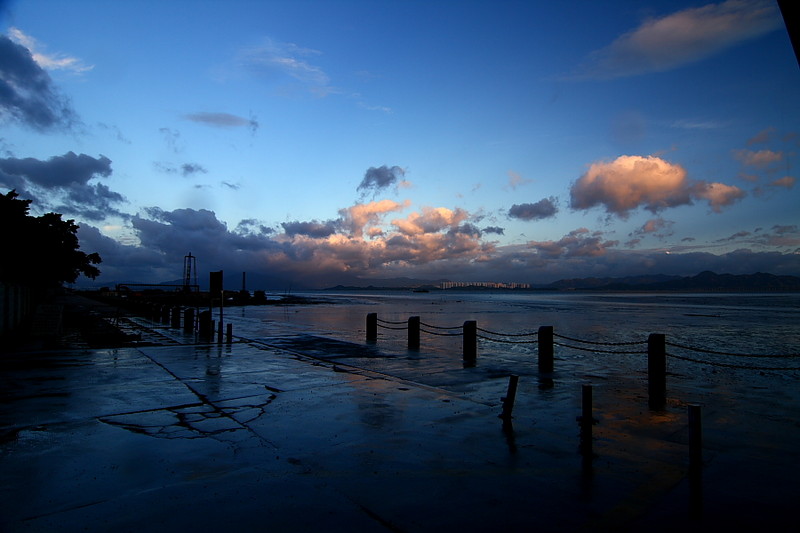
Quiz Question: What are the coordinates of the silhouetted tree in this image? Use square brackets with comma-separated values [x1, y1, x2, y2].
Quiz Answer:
[0, 190, 101, 286]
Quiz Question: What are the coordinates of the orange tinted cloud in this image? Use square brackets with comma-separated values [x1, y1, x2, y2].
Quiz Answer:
[571, 155, 745, 216]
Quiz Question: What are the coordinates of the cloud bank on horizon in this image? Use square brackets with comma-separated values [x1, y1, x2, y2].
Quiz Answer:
[1, 1, 799, 288]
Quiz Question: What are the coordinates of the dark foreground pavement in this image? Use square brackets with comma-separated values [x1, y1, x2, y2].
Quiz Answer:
[2, 313, 798, 532]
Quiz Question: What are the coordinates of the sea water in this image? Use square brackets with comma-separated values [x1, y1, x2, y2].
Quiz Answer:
[213, 290, 799, 443]
[222, 290, 800, 357]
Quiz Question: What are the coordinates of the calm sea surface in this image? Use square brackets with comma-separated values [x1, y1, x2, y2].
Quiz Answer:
[220, 291, 800, 365]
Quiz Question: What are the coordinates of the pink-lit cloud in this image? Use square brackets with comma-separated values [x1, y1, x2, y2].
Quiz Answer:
[570, 0, 781, 80]
[570, 155, 745, 216]
[391, 206, 469, 236]
[692, 181, 746, 212]
[528, 228, 619, 258]
[733, 148, 784, 168]
[769, 176, 796, 189]
[338, 199, 408, 238]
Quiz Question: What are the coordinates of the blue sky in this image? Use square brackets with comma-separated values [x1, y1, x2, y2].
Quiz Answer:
[1, 0, 799, 288]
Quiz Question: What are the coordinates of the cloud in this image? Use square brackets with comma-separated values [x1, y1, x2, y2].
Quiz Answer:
[768, 176, 795, 189]
[8, 27, 93, 73]
[570, 155, 744, 216]
[692, 181, 746, 212]
[357, 165, 406, 197]
[670, 118, 725, 130]
[0, 34, 77, 131]
[0, 152, 126, 221]
[570, 0, 781, 79]
[181, 163, 207, 176]
[239, 38, 330, 92]
[0, 151, 111, 188]
[184, 112, 259, 133]
[733, 148, 783, 167]
[506, 170, 533, 190]
[392, 206, 469, 236]
[76, 201, 800, 288]
[508, 197, 558, 221]
[281, 220, 339, 238]
[483, 226, 505, 235]
[154, 161, 207, 177]
[159, 127, 182, 153]
[528, 228, 619, 259]
[629, 218, 675, 244]
[338, 199, 407, 238]
[747, 127, 776, 145]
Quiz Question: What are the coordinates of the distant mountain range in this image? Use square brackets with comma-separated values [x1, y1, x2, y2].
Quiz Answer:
[99, 270, 800, 292]
[327, 271, 800, 292]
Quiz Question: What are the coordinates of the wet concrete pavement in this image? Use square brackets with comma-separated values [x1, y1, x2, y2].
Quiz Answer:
[2, 317, 799, 532]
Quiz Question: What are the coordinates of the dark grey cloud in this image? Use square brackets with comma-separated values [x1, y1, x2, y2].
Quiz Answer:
[0, 151, 111, 187]
[482, 226, 505, 235]
[57, 182, 126, 221]
[235, 218, 273, 236]
[0, 152, 125, 221]
[357, 165, 405, 196]
[281, 220, 338, 238]
[181, 163, 207, 176]
[154, 161, 207, 177]
[773, 224, 798, 234]
[0, 35, 77, 131]
[449, 223, 482, 237]
[184, 112, 259, 134]
[508, 197, 558, 221]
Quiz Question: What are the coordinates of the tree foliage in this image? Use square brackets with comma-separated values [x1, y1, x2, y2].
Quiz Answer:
[0, 190, 101, 286]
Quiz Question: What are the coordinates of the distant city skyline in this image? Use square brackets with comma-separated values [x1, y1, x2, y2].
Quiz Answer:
[1, 1, 799, 288]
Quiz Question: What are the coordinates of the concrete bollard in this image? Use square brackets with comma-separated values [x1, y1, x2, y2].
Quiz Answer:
[648, 333, 667, 410]
[408, 316, 420, 350]
[499, 375, 519, 422]
[366, 313, 377, 342]
[198, 311, 212, 339]
[538, 326, 554, 372]
[184, 308, 195, 333]
[463, 320, 477, 364]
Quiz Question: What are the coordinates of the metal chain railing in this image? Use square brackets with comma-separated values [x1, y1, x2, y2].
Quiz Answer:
[554, 332, 646, 347]
[666, 340, 800, 359]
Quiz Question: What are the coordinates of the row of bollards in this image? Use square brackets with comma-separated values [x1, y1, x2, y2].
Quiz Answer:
[148, 304, 233, 343]
[367, 314, 668, 410]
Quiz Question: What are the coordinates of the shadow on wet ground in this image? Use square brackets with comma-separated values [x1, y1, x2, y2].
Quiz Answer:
[1, 301, 799, 532]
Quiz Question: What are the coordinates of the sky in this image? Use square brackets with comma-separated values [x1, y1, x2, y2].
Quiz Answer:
[1, 0, 799, 288]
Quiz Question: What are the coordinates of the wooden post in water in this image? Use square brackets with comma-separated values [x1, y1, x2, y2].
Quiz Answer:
[226, 323, 233, 344]
[408, 316, 420, 350]
[499, 375, 519, 421]
[648, 333, 667, 410]
[579, 383, 595, 458]
[463, 320, 477, 364]
[170, 307, 181, 329]
[689, 404, 702, 472]
[217, 320, 223, 344]
[366, 313, 377, 342]
[538, 326, 554, 372]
